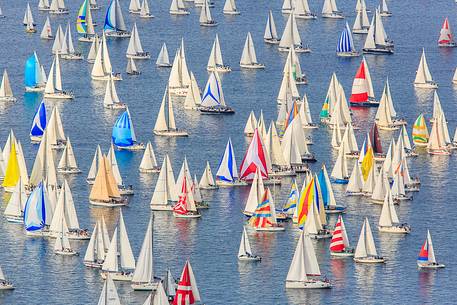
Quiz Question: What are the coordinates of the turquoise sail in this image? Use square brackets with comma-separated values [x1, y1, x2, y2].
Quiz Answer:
[77, 0, 88, 34]
[23, 182, 47, 231]
[24, 53, 40, 87]
[112, 111, 134, 147]
[30, 100, 47, 138]
[104, 0, 127, 33]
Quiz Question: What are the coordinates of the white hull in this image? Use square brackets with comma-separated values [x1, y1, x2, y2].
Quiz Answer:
[200, 22, 218, 27]
[173, 212, 201, 218]
[44, 92, 74, 99]
[126, 53, 151, 60]
[26, 230, 51, 237]
[150, 205, 173, 211]
[84, 261, 103, 268]
[0, 96, 17, 102]
[353, 28, 369, 34]
[89, 199, 128, 207]
[378, 225, 411, 234]
[139, 167, 160, 173]
[380, 12, 392, 17]
[278, 46, 311, 53]
[156, 63, 172, 68]
[5, 216, 24, 223]
[322, 13, 344, 19]
[101, 272, 133, 281]
[254, 226, 284, 232]
[61, 54, 83, 60]
[354, 256, 385, 263]
[105, 31, 131, 38]
[49, 9, 69, 15]
[223, 10, 240, 15]
[295, 13, 317, 20]
[140, 14, 155, 18]
[104, 103, 127, 109]
[330, 250, 354, 257]
[414, 82, 438, 89]
[238, 254, 261, 261]
[92, 73, 122, 81]
[117, 143, 145, 151]
[153, 130, 189, 137]
[25, 86, 45, 92]
[58, 168, 82, 174]
[0, 282, 14, 290]
[264, 38, 280, 44]
[199, 185, 218, 190]
[55, 249, 79, 256]
[170, 10, 190, 15]
[417, 262, 445, 269]
[216, 180, 247, 187]
[86, 178, 95, 185]
[337, 51, 360, 57]
[286, 280, 332, 289]
[240, 63, 265, 69]
[131, 282, 159, 291]
[78, 36, 95, 42]
[207, 65, 232, 73]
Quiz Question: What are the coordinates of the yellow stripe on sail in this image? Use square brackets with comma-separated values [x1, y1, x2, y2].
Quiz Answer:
[361, 147, 373, 181]
[2, 142, 20, 188]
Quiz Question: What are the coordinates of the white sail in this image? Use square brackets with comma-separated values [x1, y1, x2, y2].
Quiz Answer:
[347, 161, 363, 193]
[264, 10, 278, 41]
[414, 49, 434, 85]
[108, 143, 123, 186]
[40, 17, 53, 40]
[126, 23, 145, 57]
[238, 227, 253, 257]
[168, 39, 191, 89]
[223, 0, 238, 14]
[207, 34, 225, 70]
[119, 210, 136, 270]
[132, 216, 155, 284]
[199, 161, 216, 188]
[154, 87, 179, 132]
[243, 169, 265, 215]
[58, 138, 78, 170]
[150, 155, 177, 206]
[140, 142, 158, 171]
[279, 13, 302, 49]
[355, 218, 378, 258]
[183, 72, 202, 110]
[97, 274, 121, 305]
[156, 43, 170, 66]
[240, 32, 259, 66]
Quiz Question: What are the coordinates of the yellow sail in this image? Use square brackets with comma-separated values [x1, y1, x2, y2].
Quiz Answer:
[361, 147, 374, 181]
[2, 142, 20, 188]
[104, 157, 121, 198]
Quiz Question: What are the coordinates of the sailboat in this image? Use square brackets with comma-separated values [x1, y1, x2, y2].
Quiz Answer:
[248, 189, 284, 231]
[52, 25, 65, 55]
[49, 0, 69, 14]
[98, 274, 122, 305]
[60, 23, 83, 60]
[46, 106, 67, 149]
[318, 165, 347, 213]
[223, 0, 240, 15]
[379, 0, 391, 17]
[174, 261, 201, 304]
[150, 155, 177, 210]
[139, 142, 159, 173]
[294, 0, 316, 19]
[199, 71, 234, 114]
[363, 9, 394, 54]
[412, 114, 429, 147]
[107, 143, 134, 196]
[378, 189, 411, 233]
[414, 49, 438, 89]
[243, 168, 265, 216]
[200, 0, 217, 26]
[24, 52, 46, 92]
[142, 282, 169, 305]
[54, 228, 78, 256]
[101, 212, 136, 281]
[264, 10, 280, 44]
[184, 72, 202, 110]
[40, 17, 53, 40]
[44, 53, 74, 99]
[352, 5, 370, 34]
[112, 109, 145, 151]
[156, 43, 172, 67]
[3, 177, 27, 223]
[89, 155, 127, 207]
[216, 138, 245, 186]
[104, 0, 131, 37]
[0, 265, 14, 290]
[168, 39, 191, 96]
[330, 144, 349, 183]
[23, 182, 53, 237]
[0, 70, 16, 102]
[346, 161, 363, 195]
[417, 230, 445, 269]
[77, 0, 96, 42]
[198, 161, 217, 190]
[104, 76, 126, 109]
[24, 3, 37, 33]
[169, 0, 189, 15]
[90, 0, 100, 9]
[91, 33, 122, 80]
[240, 32, 265, 69]
[84, 221, 109, 268]
[286, 230, 332, 288]
[87, 145, 103, 184]
[57, 138, 81, 173]
[375, 79, 405, 130]
[337, 22, 359, 57]
[438, 18, 456, 47]
[131, 216, 160, 290]
[238, 227, 261, 261]
[427, 116, 450, 155]
[354, 218, 385, 263]
[153, 86, 188, 136]
[321, 0, 343, 19]
[126, 23, 150, 59]
[279, 12, 310, 53]
[173, 176, 201, 218]
[330, 215, 354, 256]
[38, 0, 51, 11]
[87, 35, 100, 63]
[349, 57, 377, 106]
[139, 0, 154, 18]
[129, 0, 141, 13]
[207, 35, 231, 72]
[126, 58, 140, 75]
[244, 111, 257, 136]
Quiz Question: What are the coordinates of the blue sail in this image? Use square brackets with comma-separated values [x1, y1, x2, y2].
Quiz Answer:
[24, 53, 39, 87]
[23, 182, 46, 231]
[317, 169, 329, 208]
[104, 0, 116, 32]
[30, 100, 47, 137]
[112, 111, 134, 147]
[216, 138, 237, 182]
[336, 23, 354, 53]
